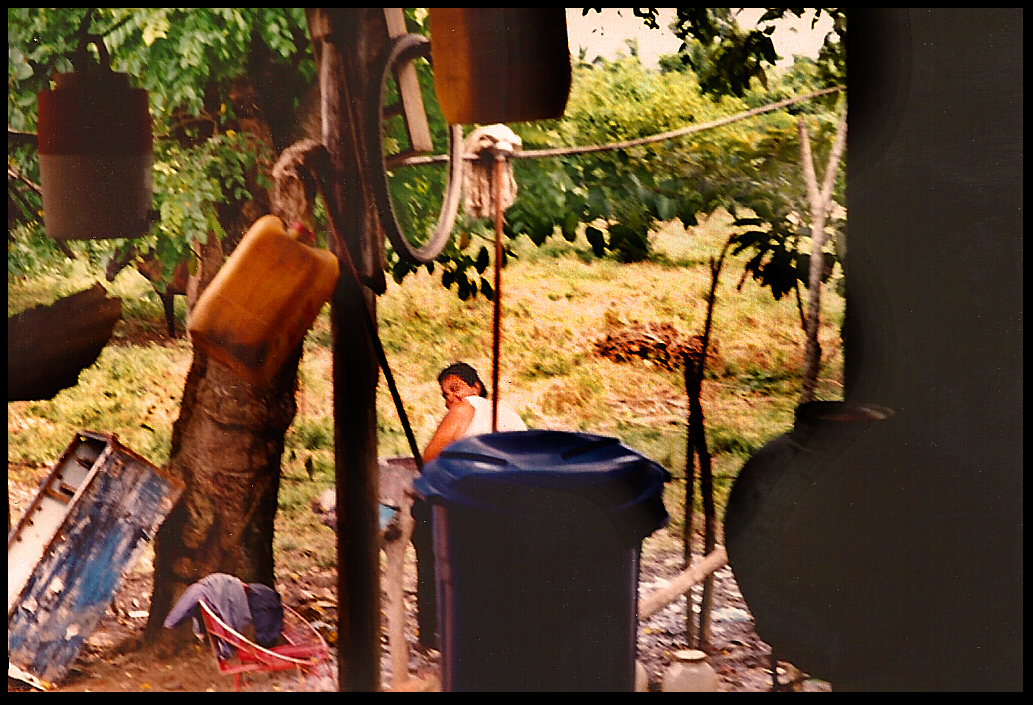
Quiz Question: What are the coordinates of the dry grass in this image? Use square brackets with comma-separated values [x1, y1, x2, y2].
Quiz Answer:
[8, 210, 844, 565]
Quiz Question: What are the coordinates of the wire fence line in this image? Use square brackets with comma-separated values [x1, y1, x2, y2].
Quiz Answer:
[395, 85, 845, 167]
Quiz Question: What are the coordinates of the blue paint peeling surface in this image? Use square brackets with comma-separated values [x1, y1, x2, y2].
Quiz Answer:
[7, 431, 184, 686]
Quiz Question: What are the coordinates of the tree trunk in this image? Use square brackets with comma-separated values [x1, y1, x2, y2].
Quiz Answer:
[798, 109, 848, 404]
[144, 69, 301, 644]
[144, 182, 298, 644]
[146, 347, 301, 642]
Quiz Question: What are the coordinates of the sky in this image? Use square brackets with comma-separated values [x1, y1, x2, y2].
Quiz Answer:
[565, 8, 834, 70]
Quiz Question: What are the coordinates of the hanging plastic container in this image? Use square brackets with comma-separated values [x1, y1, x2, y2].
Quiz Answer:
[661, 649, 720, 692]
[188, 215, 339, 386]
[429, 8, 571, 125]
[37, 43, 152, 240]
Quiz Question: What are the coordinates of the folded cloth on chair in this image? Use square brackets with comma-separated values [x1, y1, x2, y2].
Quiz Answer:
[165, 573, 285, 657]
[165, 573, 250, 657]
[245, 583, 283, 647]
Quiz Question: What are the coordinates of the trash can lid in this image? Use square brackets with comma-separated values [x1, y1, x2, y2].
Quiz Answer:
[413, 430, 670, 539]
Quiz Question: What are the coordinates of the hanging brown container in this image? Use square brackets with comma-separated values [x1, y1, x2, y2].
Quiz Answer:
[36, 56, 152, 240]
[429, 8, 571, 125]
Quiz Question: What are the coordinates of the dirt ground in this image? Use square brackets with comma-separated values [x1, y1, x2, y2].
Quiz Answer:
[8, 498, 829, 694]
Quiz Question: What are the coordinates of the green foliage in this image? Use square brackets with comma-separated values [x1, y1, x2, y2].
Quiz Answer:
[10, 208, 846, 573]
[9, 8, 845, 311]
[643, 7, 846, 99]
[8, 341, 187, 468]
[377, 9, 842, 303]
[495, 53, 845, 303]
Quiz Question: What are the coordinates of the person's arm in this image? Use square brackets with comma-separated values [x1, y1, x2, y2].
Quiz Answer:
[423, 399, 476, 463]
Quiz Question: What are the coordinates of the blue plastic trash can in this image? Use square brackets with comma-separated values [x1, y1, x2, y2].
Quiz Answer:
[413, 430, 670, 691]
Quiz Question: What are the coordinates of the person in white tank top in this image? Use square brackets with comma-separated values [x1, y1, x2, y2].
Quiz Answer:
[422, 361, 527, 463]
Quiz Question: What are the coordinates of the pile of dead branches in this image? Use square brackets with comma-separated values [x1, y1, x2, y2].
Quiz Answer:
[593, 322, 717, 371]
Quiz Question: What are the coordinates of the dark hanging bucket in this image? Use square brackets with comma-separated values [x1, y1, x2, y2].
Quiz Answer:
[36, 51, 152, 241]
[429, 8, 572, 125]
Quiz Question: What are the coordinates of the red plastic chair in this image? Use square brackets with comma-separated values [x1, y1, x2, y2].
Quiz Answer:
[198, 599, 330, 691]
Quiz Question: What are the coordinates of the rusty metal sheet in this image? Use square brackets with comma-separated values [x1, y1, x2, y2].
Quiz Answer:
[7, 431, 183, 687]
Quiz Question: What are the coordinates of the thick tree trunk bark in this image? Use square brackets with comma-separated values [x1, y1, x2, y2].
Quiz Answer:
[144, 13, 390, 691]
[144, 162, 301, 643]
[146, 347, 301, 643]
[144, 73, 300, 645]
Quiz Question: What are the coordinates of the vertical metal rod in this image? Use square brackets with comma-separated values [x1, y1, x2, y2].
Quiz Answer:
[683, 360, 697, 647]
[491, 153, 505, 432]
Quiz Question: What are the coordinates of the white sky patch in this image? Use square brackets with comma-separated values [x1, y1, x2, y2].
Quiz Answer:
[565, 8, 833, 69]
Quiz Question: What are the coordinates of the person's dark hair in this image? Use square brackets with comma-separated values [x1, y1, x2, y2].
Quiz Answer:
[437, 361, 488, 397]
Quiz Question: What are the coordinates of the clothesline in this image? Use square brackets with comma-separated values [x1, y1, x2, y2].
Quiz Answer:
[395, 85, 845, 167]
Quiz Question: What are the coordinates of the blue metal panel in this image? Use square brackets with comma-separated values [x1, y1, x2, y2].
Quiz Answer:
[7, 432, 183, 686]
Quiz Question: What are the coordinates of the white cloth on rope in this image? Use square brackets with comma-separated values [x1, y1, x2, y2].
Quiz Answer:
[462, 124, 522, 219]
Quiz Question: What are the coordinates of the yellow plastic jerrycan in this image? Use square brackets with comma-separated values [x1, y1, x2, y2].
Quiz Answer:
[188, 215, 339, 385]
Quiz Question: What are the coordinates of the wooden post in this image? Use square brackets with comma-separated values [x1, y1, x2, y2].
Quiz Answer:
[306, 9, 389, 691]
[491, 155, 505, 431]
[686, 243, 731, 650]
[382, 8, 432, 154]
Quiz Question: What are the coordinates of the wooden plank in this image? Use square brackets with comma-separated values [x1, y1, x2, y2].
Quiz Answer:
[383, 8, 433, 154]
[380, 459, 417, 690]
[378, 456, 418, 507]
[307, 8, 387, 690]
[638, 547, 728, 622]
[7, 433, 183, 686]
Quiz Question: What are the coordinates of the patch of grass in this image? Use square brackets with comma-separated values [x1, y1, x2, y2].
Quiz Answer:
[518, 354, 578, 381]
[303, 304, 333, 349]
[8, 342, 189, 468]
[9, 210, 845, 576]
[647, 249, 709, 269]
[290, 414, 334, 452]
[275, 500, 336, 570]
[706, 424, 759, 458]
[7, 256, 106, 316]
[615, 421, 686, 475]
[277, 477, 326, 513]
[540, 370, 606, 424]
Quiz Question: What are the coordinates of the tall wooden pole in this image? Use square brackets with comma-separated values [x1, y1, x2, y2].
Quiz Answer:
[491, 155, 504, 432]
[306, 9, 388, 691]
[686, 242, 730, 650]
